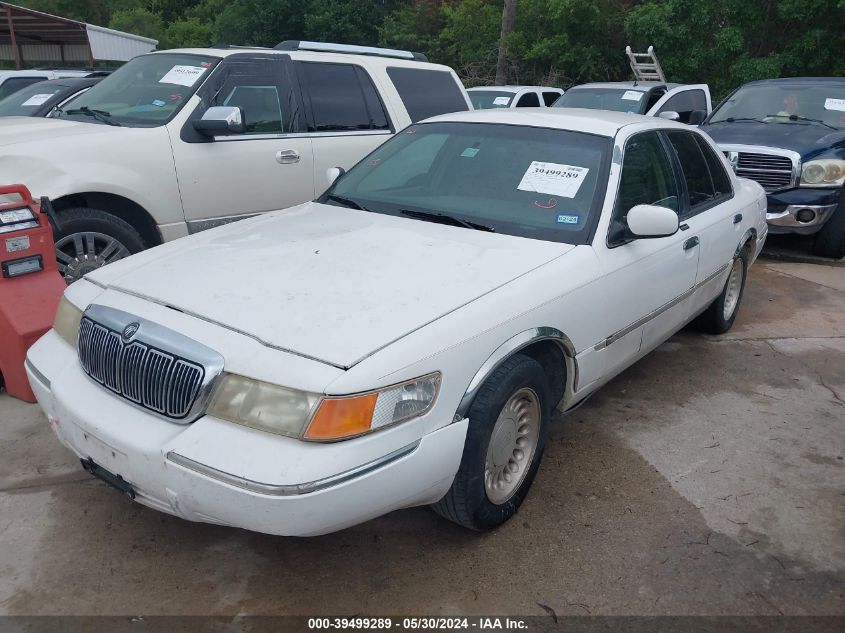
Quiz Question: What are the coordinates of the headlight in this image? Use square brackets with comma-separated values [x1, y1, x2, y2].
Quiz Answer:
[208, 372, 441, 441]
[53, 296, 83, 347]
[801, 159, 845, 187]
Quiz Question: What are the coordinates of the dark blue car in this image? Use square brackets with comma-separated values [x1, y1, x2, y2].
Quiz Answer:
[701, 77, 845, 258]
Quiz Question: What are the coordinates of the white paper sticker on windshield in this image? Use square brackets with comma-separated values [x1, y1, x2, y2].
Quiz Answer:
[159, 65, 205, 87]
[621, 90, 643, 101]
[21, 93, 53, 106]
[493, 96, 511, 105]
[824, 98, 845, 112]
[518, 161, 589, 198]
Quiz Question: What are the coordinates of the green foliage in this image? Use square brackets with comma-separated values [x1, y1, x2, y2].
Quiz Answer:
[11, 0, 845, 95]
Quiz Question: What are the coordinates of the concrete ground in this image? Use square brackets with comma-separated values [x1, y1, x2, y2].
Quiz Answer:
[0, 253, 843, 617]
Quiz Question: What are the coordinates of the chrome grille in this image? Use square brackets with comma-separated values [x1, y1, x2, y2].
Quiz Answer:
[77, 317, 205, 419]
[731, 151, 795, 192]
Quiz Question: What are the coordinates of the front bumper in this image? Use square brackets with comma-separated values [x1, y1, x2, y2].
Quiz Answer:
[26, 330, 467, 537]
[765, 187, 842, 235]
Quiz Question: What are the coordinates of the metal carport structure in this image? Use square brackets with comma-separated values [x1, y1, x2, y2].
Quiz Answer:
[0, 2, 157, 69]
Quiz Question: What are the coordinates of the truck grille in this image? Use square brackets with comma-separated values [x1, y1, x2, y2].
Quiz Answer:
[77, 317, 205, 419]
[731, 152, 795, 192]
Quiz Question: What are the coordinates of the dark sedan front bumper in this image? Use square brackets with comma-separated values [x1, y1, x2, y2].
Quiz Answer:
[765, 187, 842, 235]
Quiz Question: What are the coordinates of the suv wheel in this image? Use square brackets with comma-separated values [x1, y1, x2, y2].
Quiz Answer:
[53, 207, 145, 284]
[812, 202, 845, 259]
[432, 354, 550, 531]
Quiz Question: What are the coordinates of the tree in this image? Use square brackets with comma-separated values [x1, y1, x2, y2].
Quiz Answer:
[109, 7, 165, 44]
[495, 0, 517, 84]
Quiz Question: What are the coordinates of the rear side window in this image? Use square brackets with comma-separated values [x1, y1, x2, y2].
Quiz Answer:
[297, 62, 390, 132]
[542, 91, 560, 107]
[695, 135, 733, 197]
[386, 67, 469, 122]
[516, 92, 540, 107]
[665, 130, 717, 216]
[657, 90, 707, 123]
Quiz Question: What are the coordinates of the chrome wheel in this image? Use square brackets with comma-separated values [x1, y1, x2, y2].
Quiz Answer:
[55, 232, 130, 284]
[484, 387, 541, 505]
[722, 258, 744, 321]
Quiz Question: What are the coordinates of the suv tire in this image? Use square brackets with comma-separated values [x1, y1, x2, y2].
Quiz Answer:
[812, 202, 845, 259]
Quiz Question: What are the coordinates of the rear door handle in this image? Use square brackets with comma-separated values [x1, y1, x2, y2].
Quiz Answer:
[733, 213, 743, 224]
[275, 149, 300, 164]
[683, 236, 700, 251]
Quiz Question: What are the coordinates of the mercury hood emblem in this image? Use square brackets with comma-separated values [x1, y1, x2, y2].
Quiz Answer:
[122, 322, 140, 341]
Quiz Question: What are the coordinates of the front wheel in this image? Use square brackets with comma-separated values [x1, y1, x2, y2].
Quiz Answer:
[697, 253, 747, 334]
[432, 354, 550, 531]
[53, 207, 145, 284]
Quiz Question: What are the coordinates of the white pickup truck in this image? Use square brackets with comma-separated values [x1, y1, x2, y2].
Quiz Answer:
[0, 41, 471, 282]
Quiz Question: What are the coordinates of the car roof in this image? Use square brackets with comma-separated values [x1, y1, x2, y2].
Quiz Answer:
[742, 77, 845, 86]
[568, 81, 685, 91]
[422, 107, 679, 137]
[467, 85, 562, 92]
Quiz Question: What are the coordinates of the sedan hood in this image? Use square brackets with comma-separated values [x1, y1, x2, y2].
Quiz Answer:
[89, 203, 574, 368]
[702, 120, 845, 160]
[0, 116, 116, 148]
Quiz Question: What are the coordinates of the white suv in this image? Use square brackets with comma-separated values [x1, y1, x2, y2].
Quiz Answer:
[0, 42, 471, 282]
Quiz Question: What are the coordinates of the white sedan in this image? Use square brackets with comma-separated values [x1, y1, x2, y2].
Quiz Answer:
[26, 109, 767, 536]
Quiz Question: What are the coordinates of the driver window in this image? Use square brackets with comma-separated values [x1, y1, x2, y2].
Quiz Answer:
[609, 132, 678, 246]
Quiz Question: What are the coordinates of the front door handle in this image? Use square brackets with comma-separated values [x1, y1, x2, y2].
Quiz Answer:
[276, 149, 300, 164]
[733, 213, 743, 224]
[683, 236, 700, 251]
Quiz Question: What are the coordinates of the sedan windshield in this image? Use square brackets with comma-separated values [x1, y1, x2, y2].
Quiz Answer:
[0, 80, 63, 116]
[468, 90, 515, 109]
[58, 53, 218, 127]
[554, 87, 648, 114]
[710, 82, 845, 128]
[322, 121, 611, 245]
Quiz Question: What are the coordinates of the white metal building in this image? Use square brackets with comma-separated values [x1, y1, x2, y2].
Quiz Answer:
[0, 2, 157, 68]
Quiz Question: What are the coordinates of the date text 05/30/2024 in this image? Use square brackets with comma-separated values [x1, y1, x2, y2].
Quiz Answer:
[307, 617, 529, 630]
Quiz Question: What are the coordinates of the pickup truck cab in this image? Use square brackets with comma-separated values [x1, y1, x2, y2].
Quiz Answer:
[553, 81, 712, 124]
[0, 41, 471, 282]
[701, 77, 845, 259]
[0, 69, 99, 101]
[467, 85, 563, 109]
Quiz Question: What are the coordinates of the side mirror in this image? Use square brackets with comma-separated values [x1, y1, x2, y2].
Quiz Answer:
[626, 204, 679, 238]
[326, 166, 345, 186]
[688, 109, 707, 126]
[657, 110, 680, 121]
[193, 106, 244, 136]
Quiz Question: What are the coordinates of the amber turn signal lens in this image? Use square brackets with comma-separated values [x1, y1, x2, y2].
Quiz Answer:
[304, 393, 379, 441]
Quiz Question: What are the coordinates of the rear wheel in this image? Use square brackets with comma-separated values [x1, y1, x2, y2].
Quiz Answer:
[53, 207, 145, 284]
[812, 202, 845, 259]
[432, 354, 550, 531]
[697, 253, 747, 334]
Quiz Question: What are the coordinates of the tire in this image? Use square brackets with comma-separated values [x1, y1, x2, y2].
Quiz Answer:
[697, 252, 748, 334]
[812, 202, 845, 259]
[432, 354, 551, 531]
[53, 207, 146, 284]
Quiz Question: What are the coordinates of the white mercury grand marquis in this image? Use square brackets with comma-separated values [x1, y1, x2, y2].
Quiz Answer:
[26, 109, 768, 536]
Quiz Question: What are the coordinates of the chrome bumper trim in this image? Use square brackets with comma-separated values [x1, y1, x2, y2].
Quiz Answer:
[24, 358, 50, 390]
[766, 204, 837, 229]
[166, 440, 420, 496]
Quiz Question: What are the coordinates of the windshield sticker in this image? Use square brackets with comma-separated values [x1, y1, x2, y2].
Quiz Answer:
[152, 99, 166, 107]
[21, 93, 53, 106]
[824, 98, 845, 112]
[517, 161, 589, 198]
[621, 90, 643, 101]
[461, 147, 480, 158]
[556, 214, 580, 225]
[159, 65, 206, 87]
[493, 96, 510, 106]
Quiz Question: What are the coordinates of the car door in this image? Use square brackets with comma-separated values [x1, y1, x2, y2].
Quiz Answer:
[595, 130, 699, 374]
[294, 60, 394, 197]
[169, 53, 315, 232]
[648, 85, 712, 123]
[664, 130, 741, 317]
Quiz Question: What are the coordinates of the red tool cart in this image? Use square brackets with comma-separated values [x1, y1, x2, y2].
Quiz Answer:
[0, 184, 65, 402]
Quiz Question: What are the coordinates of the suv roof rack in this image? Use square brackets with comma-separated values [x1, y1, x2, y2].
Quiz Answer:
[274, 40, 428, 62]
[625, 45, 666, 83]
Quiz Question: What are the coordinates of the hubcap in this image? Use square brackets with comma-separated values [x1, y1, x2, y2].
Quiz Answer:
[55, 232, 130, 284]
[722, 258, 744, 320]
[484, 387, 541, 505]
